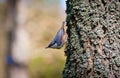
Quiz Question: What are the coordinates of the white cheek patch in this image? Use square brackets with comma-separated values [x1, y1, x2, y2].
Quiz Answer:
[51, 43, 57, 48]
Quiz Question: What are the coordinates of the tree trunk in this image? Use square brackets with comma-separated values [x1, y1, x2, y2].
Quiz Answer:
[0, 2, 7, 78]
[63, 0, 120, 78]
[6, 0, 29, 78]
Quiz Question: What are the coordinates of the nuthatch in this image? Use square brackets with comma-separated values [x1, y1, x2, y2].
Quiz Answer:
[46, 21, 68, 49]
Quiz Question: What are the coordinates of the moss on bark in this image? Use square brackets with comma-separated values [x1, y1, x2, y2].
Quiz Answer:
[63, 0, 120, 78]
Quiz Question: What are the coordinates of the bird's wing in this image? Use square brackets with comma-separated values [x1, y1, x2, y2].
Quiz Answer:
[47, 28, 63, 47]
[55, 28, 64, 44]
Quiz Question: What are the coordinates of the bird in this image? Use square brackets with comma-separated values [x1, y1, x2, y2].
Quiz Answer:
[46, 21, 68, 49]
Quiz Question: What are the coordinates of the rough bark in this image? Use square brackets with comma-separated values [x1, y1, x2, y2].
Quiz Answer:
[63, 0, 120, 78]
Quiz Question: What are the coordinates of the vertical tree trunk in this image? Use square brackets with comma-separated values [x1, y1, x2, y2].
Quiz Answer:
[63, 0, 120, 78]
[0, 2, 7, 78]
[6, 0, 29, 78]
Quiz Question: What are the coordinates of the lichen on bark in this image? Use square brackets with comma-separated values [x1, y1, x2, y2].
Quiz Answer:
[63, 0, 120, 78]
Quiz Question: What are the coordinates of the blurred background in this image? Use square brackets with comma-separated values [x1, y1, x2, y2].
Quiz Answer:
[0, 0, 66, 78]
